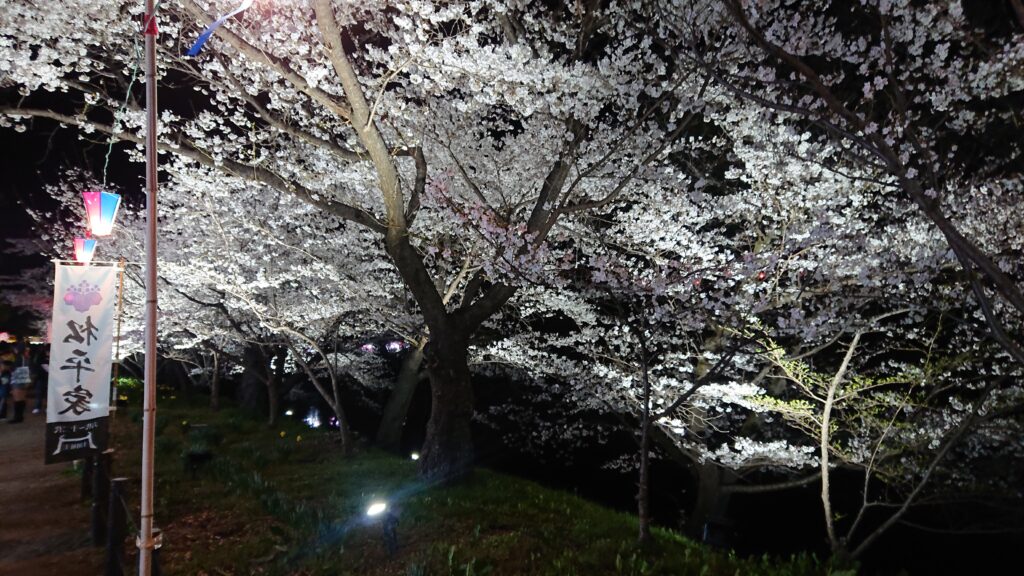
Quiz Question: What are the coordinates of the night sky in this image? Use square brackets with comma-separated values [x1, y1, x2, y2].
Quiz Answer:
[0, 89, 145, 340]
[0, 116, 53, 276]
[0, 93, 143, 278]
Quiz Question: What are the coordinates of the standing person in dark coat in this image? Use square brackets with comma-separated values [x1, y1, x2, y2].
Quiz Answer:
[32, 346, 49, 414]
[0, 360, 11, 420]
[7, 343, 34, 424]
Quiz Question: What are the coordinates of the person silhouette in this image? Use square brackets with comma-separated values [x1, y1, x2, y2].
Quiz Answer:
[32, 346, 50, 414]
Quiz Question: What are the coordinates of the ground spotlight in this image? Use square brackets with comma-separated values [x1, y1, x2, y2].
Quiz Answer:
[366, 501, 388, 517]
[365, 500, 399, 556]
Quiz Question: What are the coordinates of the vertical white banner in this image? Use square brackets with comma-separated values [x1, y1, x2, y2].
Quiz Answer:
[46, 262, 117, 464]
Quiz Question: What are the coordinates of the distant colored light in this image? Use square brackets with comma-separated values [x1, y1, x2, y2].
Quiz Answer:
[74, 238, 97, 263]
[360, 343, 378, 353]
[410, 452, 420, 461]
[304, 407, 321, 428]
[82, 190, 122, 236]
[385, 341, 406, 353]
[366, 501, 387, 517]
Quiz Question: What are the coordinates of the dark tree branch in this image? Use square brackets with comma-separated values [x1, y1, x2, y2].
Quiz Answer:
[1012, 0, 1024, 30]
[184, 0, 353, 121]
[849, 378, 1001, 559]
[406, 145, 426, 225]
[964, 268, 1024, 365]
[717, 0, 1024, 365]
[654, 345, 740, 421]
[721, 471, 822, 494]
[722, 0, 864, 130]
[1, 106, 389, 234]
[455, 118, 589, 331]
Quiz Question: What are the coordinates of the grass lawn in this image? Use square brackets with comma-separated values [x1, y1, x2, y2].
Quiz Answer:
[104, 389, 829, 575]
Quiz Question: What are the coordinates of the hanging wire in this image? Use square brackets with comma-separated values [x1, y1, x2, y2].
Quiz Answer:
[101, 1, 163, 188]
[118, 492, 140, 573]
[120, 492, 140, 534]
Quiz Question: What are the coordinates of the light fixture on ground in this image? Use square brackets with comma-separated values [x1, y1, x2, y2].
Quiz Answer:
[366, 500, 399, 555]
[410, 452, 420, 461]
[366, 501, 388, 517]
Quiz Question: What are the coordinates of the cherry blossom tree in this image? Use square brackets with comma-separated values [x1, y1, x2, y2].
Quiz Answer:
[3, 5, 1020, 529]
[682, 0, 1024, 363]
[469, 95, 1021, 549]
[1, 0, 712, 479]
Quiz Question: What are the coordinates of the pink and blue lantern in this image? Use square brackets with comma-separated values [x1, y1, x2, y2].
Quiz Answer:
[82, 190, 122, 236]
[74, 238, 97, 263]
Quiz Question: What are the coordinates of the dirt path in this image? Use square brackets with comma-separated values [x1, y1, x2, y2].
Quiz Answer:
[0, 410, 102, 576]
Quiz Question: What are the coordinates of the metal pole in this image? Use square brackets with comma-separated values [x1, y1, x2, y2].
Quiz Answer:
[139, 3, 159, 575]
[92, 449, 114, 546]
[107, 477, 129, 576]
[81, 455, 95, 501]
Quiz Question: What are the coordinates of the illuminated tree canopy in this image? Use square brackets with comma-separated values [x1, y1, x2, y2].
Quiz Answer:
[2, 1, 1021, 556]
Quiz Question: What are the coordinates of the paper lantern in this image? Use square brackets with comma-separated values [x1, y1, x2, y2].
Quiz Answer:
[82, 190, 122, 236]
[74, 238, 97, 263]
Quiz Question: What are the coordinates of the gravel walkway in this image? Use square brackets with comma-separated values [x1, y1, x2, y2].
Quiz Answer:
[0, 409, 102, 576]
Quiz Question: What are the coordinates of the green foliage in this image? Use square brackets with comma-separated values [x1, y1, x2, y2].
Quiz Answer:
[406, 563, 429, 576]
[186, 423, 223, 447]
[154, 413, 170, 435]
[115, 375, 142, 391]
[109, 397, 828, 576]
[615, 548, 653, 576]
[154, 435, 180, 456]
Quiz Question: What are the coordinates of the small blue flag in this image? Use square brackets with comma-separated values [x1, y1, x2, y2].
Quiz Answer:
[187, 0, 254, 56]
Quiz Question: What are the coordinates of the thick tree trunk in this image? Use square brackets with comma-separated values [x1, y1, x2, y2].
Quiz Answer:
[686, 461, 721, 539]
[266, 381, 278, 426]
[210, 351, 220, 412]
[637, 343, 652, 544]
[419, 333, 474, 482]
[266, 347, 286, 427]
[239, 344, 268, 415]
[331, 400, 355, 455]
[682, 328, 731, 540]
[637, 398, 652, 543]
[686, 461, 738, 543]
[176, 361, 193, 401]
[376, 339, 426, 451]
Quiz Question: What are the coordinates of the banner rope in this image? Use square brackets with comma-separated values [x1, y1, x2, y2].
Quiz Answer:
[100, 1, 163, 189]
